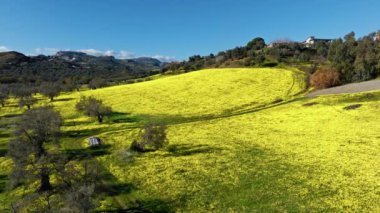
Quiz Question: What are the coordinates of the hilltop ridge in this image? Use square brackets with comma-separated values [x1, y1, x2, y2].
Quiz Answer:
[0, 50, 164, 83]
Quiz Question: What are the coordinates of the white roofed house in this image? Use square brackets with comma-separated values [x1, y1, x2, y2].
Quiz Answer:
[374, 32, 380, 41]
[303, 36, 332, 48]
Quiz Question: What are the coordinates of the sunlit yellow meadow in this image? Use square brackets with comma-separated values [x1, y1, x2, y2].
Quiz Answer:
[0, 68, 379, 211]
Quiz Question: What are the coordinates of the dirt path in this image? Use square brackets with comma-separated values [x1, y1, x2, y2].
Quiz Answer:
[307, 79, 380, 97]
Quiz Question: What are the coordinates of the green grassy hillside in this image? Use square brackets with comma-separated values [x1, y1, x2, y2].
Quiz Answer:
[1, 68, 379, 212]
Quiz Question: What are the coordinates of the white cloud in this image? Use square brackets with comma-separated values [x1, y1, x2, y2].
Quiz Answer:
[117, 50, 135, 59]
[32, 47, 176, 62]
[0, 46, 10, 52]
[74, 49, 175, 61]
[104, 50, 114, 57]
[76, 49, 103, 56]
[79, 49, 136, 59]
[151, 55, 177, 62]
[34, 47, 60, 55]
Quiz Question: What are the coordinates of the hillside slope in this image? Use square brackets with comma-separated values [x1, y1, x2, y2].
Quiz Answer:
[0, 51, 163, 83]
[55, 68, 306, 121]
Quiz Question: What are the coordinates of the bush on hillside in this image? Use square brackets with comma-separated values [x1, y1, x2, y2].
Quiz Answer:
[262, 62, 278, 67]
[310, 66, 341, 89]
[88, 78, 107, 89]
[75, 96, 112, 123]
[131, 123, 168, 152]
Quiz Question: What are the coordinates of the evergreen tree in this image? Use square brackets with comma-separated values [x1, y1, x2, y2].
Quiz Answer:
[354, 36, 378, 81]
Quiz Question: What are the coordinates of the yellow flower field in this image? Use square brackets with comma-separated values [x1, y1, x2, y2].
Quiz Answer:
[0, 68, 379, 212]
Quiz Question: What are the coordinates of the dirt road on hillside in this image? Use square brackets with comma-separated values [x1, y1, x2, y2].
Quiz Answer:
[307, 79, 380, 97]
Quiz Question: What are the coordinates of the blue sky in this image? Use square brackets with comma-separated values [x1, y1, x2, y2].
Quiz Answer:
[0, 0, 379, 61]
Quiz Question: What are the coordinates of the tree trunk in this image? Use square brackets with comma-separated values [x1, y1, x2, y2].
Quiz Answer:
[38, 167, 52, 192]
[97, 114, 103, 123]
[1, 103, 4, 107]
[27, 104, 30, 110]
[50, 96, 54, 101]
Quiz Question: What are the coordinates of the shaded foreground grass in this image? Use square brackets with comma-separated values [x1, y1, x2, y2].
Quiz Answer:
[97, 91, 379, 211]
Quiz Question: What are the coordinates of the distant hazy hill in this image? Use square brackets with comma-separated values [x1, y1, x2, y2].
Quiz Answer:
[0, 51, 164, 83]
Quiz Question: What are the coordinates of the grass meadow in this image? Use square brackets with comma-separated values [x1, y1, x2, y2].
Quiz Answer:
[0, 68, 379, 212]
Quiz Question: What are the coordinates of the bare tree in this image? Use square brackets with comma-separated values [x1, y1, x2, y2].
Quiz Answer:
[0, 84, 9, 107]
[40, 82, 62, 101]
[8, 106, 62, 192]
[88, 78, 107, 89]
[59, 160, 100, 212]
[18, 95, 37, 109]
[75, 96, 112, 123]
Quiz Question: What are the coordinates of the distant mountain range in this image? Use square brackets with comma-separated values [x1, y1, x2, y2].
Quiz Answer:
[0, 51, 165, 83]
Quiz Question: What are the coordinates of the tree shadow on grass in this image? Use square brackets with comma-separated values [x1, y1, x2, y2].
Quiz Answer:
[137, 199, 174, 213]
[62, 112, 142, 127]
[1, 103, 19, 108]
[131, 98, 306, 127]
[109, 112, 143, 124]
[53, 97, 74, 102]
[73, 147, 176, 212]
[93, 163, 174, 212]
[165, 144, 222, 157]
[63, 128, 104, 138]
[0, 148, 7, 157]
[97, 198, 174, 213]
[97, 177, 135, 196]
[205, 146, 344, 212]
[62, 120, 94, 127]
[0, 174, 8, 193]
[1, 113, 21, 118]
[0, 131, 10, 138]
[65, 144, 112, 161]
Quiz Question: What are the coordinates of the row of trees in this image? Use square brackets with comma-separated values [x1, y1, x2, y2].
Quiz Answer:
[164, 31, 380, 87]
[310, 32, 380, 88]
[163, 37, 267, 72]
[327, 32, 379, 83]
[0, 83, 61, 110]
[0, 82, 113, 124]
[0, 79, 110, 110]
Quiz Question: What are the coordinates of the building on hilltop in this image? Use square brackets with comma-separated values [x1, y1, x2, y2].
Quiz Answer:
[268, 36, 333, 48]
[303, 36, 332, 47]
[374, 33, 380, 42]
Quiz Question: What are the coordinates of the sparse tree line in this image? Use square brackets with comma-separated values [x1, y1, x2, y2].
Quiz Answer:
[164, 30, 380, 89]
[8, 107, 100, 212]
[0, 78, 111, 111]
[4, 91, 168, 211]
[0, 82, 62, 110]
[309, 31, 380, 89]
[0, 63, 168, 211]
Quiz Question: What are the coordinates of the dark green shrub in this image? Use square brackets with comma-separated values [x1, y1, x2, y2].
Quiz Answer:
[130, 123, 168, 152]
[262, 62, 278, 67]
